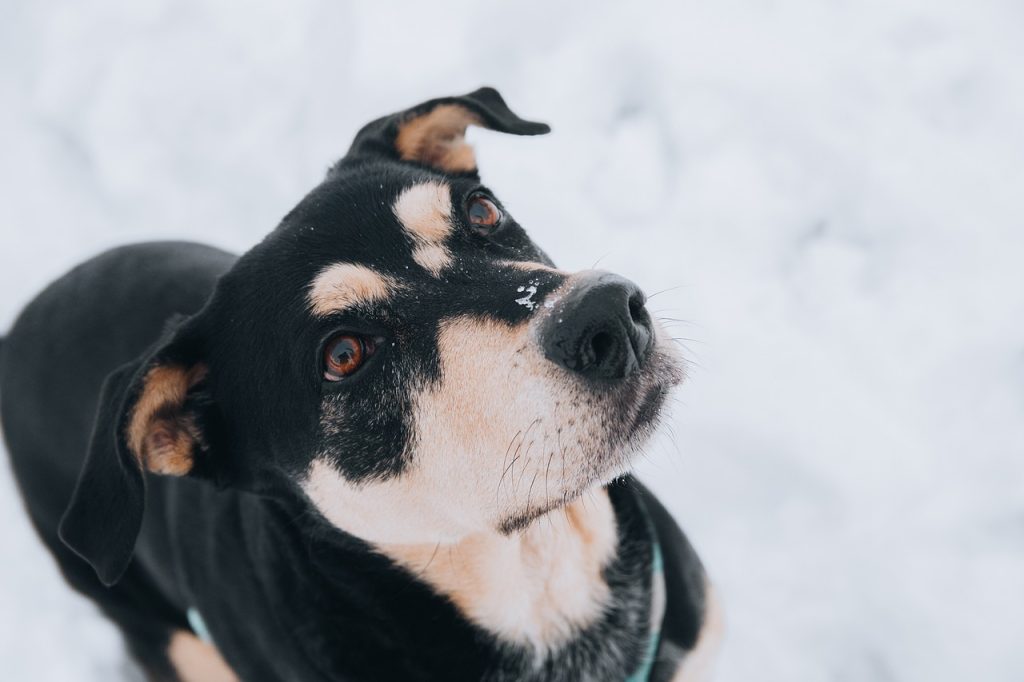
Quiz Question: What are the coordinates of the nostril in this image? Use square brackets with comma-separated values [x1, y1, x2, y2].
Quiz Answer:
[626, 289, 654, 367]
[627, 293, 647, 325]
[589, 331, 615, 367]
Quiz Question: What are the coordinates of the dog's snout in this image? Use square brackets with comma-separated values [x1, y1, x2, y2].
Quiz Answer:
[540, 273, 654, 380]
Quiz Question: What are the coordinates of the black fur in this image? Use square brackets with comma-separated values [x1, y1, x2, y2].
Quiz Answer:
[0, 88, 709, 681]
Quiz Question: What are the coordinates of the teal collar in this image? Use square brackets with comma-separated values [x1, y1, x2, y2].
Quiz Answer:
[625, 508, 666, 682]
[187, 606, 213, 645]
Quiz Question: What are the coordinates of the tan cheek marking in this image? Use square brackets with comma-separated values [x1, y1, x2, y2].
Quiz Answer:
[301, 321, 544, 548]
[402, 314, 624, 536]
[421, 317, 536, 462]
[379, 489, 618, 652]
[307, 262, 397, 317]
[672, 581, 724, 682]
[126, 364, 207, 475]
[167, 631, 238, 682]
[303, 458, 476, 544]
[395, 104, 480, 172]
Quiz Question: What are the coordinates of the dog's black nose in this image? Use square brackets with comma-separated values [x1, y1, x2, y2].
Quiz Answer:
[540, 273, 654, 380]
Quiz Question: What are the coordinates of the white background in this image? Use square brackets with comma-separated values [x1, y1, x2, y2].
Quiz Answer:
[2, 1, 1022, 680]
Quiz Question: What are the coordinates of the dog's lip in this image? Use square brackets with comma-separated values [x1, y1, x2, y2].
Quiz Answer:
[627, 381, 669, 437]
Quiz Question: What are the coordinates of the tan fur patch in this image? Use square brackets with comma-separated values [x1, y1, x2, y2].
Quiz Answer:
[410, 314, 645, 524]
[392, 181, 453, 243]
[393, 181, 455, 276]
[412, 244, 454, 276]
[382, 489, 617, 651]
[673, 582, 724, 682]
[395, 104, 481, 172]
[167, 631, 237, 682]
[307, 263, 397, 317]
[304, 458, 475, 544]
[126, 364, 207, 475]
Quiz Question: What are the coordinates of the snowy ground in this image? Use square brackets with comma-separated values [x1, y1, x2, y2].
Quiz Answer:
[2, 1, 1023, 680]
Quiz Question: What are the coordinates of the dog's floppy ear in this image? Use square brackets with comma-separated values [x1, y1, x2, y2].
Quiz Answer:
[340, 86, 550, 174]
[59, 315, 215, 586]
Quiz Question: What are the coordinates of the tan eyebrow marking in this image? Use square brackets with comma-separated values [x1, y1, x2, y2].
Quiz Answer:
[393, 181, 455, 277]
[307, 263, 397, 316]
[393, 181, 454, 244]
[413, 244, 454, 277]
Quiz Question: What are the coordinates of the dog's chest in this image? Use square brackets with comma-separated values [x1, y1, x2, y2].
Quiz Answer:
[379, 489, 619, 653]
[371, 487, 658, 680]
[212, 488, 658, 681]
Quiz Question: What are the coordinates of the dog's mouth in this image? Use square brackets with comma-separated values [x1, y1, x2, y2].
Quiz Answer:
[579, 341, 684, 477]
[618, 338, 683, 437]
[628, 381, 670, 438]
[495, 375, 675, 535]
[598, 377, 673, 475]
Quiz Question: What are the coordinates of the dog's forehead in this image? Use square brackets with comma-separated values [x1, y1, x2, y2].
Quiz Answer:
[279, 167, 464, 263]
[293, 170, 452, 280]
[256, 166, 557, 320]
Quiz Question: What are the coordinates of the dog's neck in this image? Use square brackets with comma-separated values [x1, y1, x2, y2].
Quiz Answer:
[375, 488, 619, 654]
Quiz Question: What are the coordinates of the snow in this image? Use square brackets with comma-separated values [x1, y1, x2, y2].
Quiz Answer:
[515, 282, 540, 310]
[2, 1, 1023, 680]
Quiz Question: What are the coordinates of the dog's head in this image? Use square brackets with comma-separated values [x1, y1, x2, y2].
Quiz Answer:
[60, 88, 684, 585]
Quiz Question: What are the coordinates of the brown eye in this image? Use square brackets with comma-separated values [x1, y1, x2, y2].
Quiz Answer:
[467, 194, 503, 231]
[324, 334, 373, 381]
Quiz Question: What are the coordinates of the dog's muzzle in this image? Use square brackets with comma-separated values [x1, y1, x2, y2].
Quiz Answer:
[539, 272, 654, 381]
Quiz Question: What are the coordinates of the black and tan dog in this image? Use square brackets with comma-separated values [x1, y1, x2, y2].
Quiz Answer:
[0, 88, 720, 681]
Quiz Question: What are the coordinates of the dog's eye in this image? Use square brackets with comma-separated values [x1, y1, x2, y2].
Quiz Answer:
[324, 334, 374, 381]
[466, 194, 503, 232]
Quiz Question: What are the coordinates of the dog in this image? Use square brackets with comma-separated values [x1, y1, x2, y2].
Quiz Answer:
[0, 87, 720, 681]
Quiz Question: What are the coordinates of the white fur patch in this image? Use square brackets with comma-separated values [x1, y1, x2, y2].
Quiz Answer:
[307, 262, 397, 316]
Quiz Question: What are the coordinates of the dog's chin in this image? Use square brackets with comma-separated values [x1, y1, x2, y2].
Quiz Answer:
[590, 378, 673, 484]
[497, 375, 675, 535]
